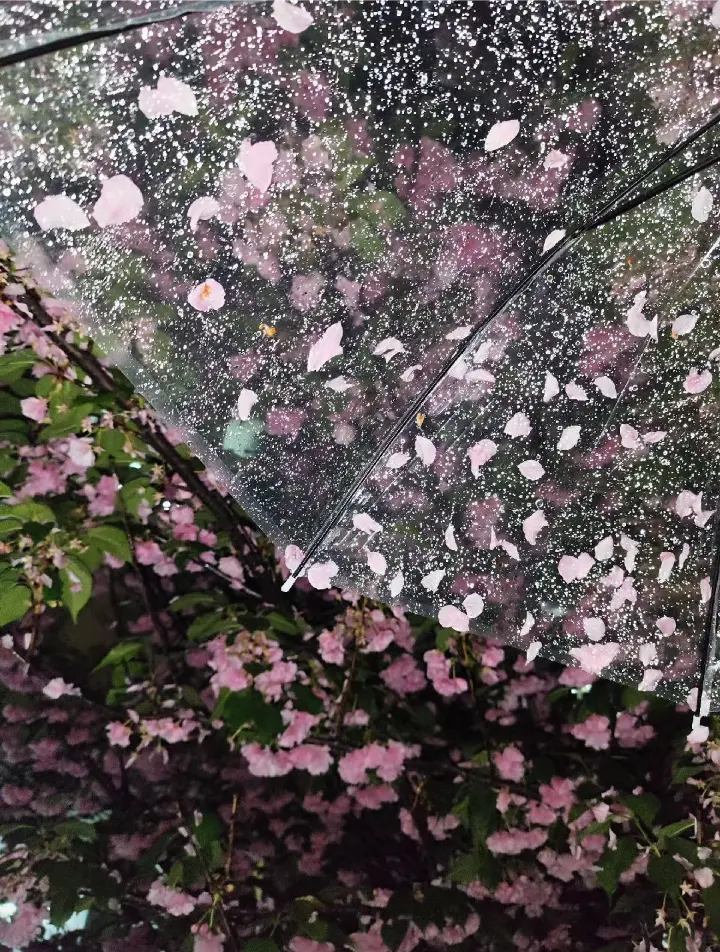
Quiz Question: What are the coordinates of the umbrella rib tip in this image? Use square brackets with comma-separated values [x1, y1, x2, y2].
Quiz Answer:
[281, 576, 297, 593]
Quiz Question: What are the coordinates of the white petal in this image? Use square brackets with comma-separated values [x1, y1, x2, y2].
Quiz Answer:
[326, 375, 355, 392]
[366, 550, 387, 576]
[520, 613, 536, 637]
[593, 376, 617, 398]
[594, 536, 614, 561]
[386, 451, 410, 469]
[444, 524, 458, 551]
[583, 618, 606, 642]
[236, 388, 258, 421]
[33, 194, 90, 231]
[389, 571, 405, 597]
[672, 313, 698, 336]
[518, 460, 545, 481]
[484, 118, 520, 152]
[523, 509, 548, 545]
[691, 186, 713, 223]
[463, 593, 485, 618]
[415, 435, 436, 466]
[565, 380, 588, 401]
[307, 322, 344, 372]
[543, 371, 560, 402]
[542, 228, 566, 253]
[438, 605, 470, 632]
[445, 325, 473, 340]
[353, 513, 383, 535]
[620, 424, 640, 450]
[421, 569, 446, 592]
[504, 412, 532, 438]
[526, 640, 542, 662]
[400, 364, 423, 382]
[557, 425, 581, 451]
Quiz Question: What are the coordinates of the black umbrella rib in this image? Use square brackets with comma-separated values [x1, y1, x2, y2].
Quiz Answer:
[284, 106, 720, 589]
[0, 2, 232, 69]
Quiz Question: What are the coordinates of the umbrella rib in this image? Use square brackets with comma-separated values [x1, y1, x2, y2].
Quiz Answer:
[284, 106, 720, 591]
[694, 496, 720, 723]
[0, 1, 233, 69]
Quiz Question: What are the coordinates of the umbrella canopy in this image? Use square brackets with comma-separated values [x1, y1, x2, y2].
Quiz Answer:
[1, 0, 719, 713]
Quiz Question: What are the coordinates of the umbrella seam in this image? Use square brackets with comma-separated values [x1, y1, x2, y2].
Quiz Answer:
[284, 105, 720, 589]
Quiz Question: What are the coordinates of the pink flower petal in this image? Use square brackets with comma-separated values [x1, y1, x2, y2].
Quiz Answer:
[284, 544, 304, 572]
[463, 593, 484, 618]
[620, 424, 640, 449]
[594, 536, 614, 561]
[20, 397, 48, 422]
[582, 618, 606, 642]
[33, 194, 89, 231]
[691, 186, 713, 223]
[237, 138, 279, 194]
[467, 439, 497, 476]
[438, 605, 469, 632]
[307, 560, 338, 590]
[271, 0, 314, 33]
[526, 640, 542, 662]
[564, 380, 587, 401]
[543, 372, 559, 402]
[415, 435, 436, 465]
[139, 75, 198, 119]
[373, 337, 406, 361]
[444, 523, 457, 551]
[672, 313, 698, 336]
[307, 322, 344, 372]
[593, 375, 617, 398]
[523, 509, 548, 545]
[389, 571, 404, 597]
[504, 412, 531, 438]
[421, 569, 445, 592]
[656, 616, 676, 637]
[544, 149, 568, 170]
[557, 425, 581, 451]
[638, 669, 662, 692]
[569, 642, 620, 676]
[684, 369, 712, 394]
[366, 550, 387, 576]
[188, 278, 225, 312]
[386, 451, 410, 469]
[518, 460, 545, 481]
[93, 175, 144, 227]
[353, 513, 383, 535]
[188, 196, 220, 231]
[484, 118, 520, 152]
[542, 228, 565, 253]
[625, 291, 657, 339]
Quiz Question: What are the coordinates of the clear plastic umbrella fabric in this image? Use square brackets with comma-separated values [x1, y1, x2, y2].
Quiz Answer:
[1, 0, 720, 711]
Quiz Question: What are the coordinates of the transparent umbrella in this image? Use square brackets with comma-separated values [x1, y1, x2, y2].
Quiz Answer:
[1, 0, 720, 718]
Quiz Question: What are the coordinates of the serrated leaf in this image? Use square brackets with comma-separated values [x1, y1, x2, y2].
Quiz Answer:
[597, 838, 638, 897]
[86, 525, 131, 563]
[0, 350, 37, 383]
[92, 641, 144, 672]
[60, 556, 92, 622]
[0, 584, 31, 626]
[187, 612, 233, 642]
[169, 592, 222, 612]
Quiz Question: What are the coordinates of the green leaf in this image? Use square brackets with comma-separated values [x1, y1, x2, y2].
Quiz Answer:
[120, 478, 155, 517]
[672, 764, 704, 784]
[0, 350, 38, 383]
[187, 611, 233, 642]
[166, 861, 184, 888]
[350, 191, 406, 227]
[435, 627, 454, 651]
[0, 480, 11, 497]
[349, 218, 386, 262]
[0, 584, 31, 626]
[657, 819, 695, 843]
[597, 838, 638, 897]
[0, 500, 55, 524]
[39, 403, 96, 441]
[702, 881, 720, 935]
[193, 812, 223, 849]
[86, 525, 131, 563]
[619, 792, 660, 829]
[169, 592, 222, 612]
[92, 641, 144, 672]
[60, 556, 92, 622]
[243, 940, 279, 952]
[647, 854, 684, 894]
[668, 926, 687, 952]
[293, 683, 324, 715]
[222, 689, 283, 741]
[56, 820, 97, 843]
[267, 611, 300, 635]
